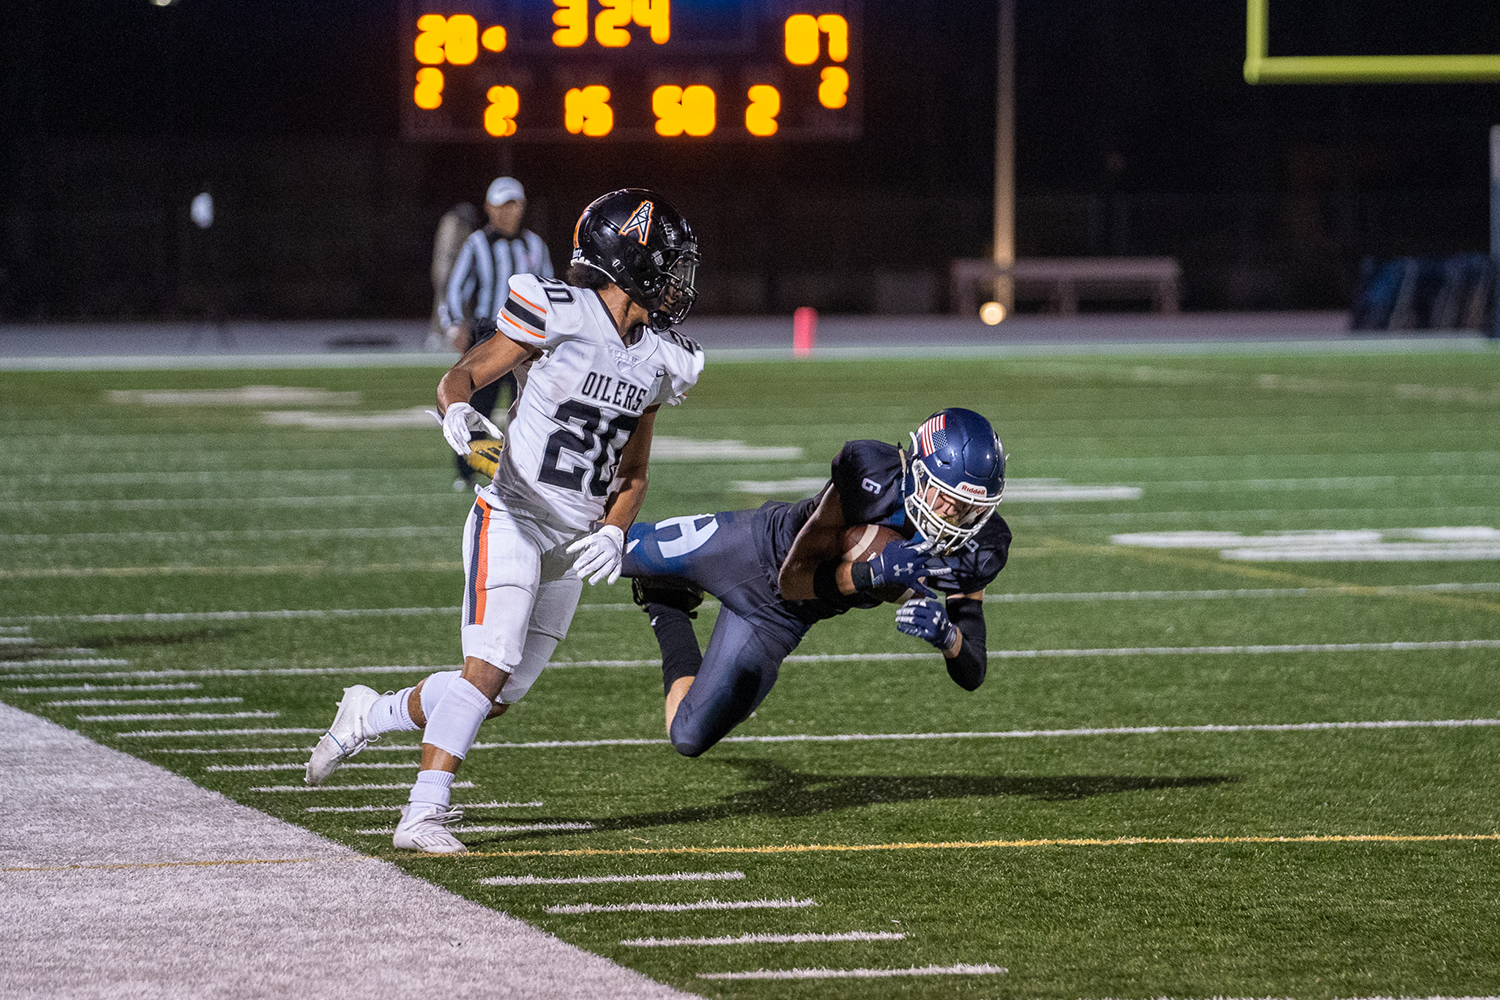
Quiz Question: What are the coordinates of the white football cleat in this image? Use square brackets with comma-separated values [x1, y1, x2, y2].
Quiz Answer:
[393, 804, 468, 854]
[304, 684, 380, 786]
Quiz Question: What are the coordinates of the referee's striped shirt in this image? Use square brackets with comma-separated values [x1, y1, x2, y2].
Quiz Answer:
[440, 227, 553, 331]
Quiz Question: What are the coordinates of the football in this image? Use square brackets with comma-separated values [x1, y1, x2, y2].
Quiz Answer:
[840, 524, 915, 604]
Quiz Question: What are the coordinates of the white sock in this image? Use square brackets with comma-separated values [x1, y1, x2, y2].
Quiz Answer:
[409, 769, 454, 810]
[418, 670, 461, 722]
[421, 675, 492, 760]
[365, 687, 418, 735]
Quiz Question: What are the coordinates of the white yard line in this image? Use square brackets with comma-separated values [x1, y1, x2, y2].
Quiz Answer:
[10, 682, 201, 694]
[0, 493, 455, 513]
[0, 563, 462, 580]
[2, 583, 1497, 626]
[547, 898, 817, 915]
[29, 638, 1500, 693]
[0, 659, 130, 668]
[248, 782, 476, 793]
[76, 711, 277, 722]
[47, 697, 241, 707]
[121, 727, 325, 738]
[0, 527, 453, 545]
[307, 801, 542, 813]
[698, 963, 1007, 981]
[208, 761, 414, 772]
[483, 872, 745, 887]
[354, 822, 592, 835]
[623, 930, 904, 947]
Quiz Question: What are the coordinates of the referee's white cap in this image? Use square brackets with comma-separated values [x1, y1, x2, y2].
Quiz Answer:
[486, 176, 525, 206]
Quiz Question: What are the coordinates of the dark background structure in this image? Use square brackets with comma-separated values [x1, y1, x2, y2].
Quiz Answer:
[1, 0, 1497, 320]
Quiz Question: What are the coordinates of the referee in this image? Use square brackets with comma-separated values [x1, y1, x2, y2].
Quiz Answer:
[439, 176, 554, 489]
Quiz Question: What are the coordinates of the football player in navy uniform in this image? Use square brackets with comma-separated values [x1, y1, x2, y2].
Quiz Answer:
[623, 407, 1009, 757]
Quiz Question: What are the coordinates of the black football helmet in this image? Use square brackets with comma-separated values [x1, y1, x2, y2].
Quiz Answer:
[571, 188, 699, 331]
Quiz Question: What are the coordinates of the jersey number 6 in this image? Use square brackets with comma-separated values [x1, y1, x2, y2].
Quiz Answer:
[538, 399, 640, 497]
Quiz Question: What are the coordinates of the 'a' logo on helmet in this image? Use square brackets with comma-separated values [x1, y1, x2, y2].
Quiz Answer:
[619, 200, 654, 245]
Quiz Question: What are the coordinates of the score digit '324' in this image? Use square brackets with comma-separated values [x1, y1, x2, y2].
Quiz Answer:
[401, 0, 861, 141]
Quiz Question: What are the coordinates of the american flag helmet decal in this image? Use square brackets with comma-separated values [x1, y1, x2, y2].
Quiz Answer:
[916, 413, 947, 456]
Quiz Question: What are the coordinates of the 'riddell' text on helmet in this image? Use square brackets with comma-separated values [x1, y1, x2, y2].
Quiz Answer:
[903, 408, 1006, 554]
[570, 189, 698, 332]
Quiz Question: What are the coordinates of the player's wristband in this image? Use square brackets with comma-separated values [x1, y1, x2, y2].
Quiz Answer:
[847, 560, 875, 592]
[812, 560, 845, 603]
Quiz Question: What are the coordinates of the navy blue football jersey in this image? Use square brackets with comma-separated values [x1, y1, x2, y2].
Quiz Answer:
[751, 439, 1011, 610]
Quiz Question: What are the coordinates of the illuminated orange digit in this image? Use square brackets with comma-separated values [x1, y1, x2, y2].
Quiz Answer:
[819, 66, 848, 108]
[653, 85, 714, 136]
[816, 14, 848, 61]
[653, 85, 686, 135]
[553, 0, 588, 47]
[783, 14, 818, 65]
[481, 25, 507, 51]
[485, 85, 519, 136]
[444, 14, 478, 65]
[745, 85, 780, 136]
[565, 86, 613, 136]
[633, 0, 669, 44]
[415, 14, 447, 64]
[414, 67, 444, 109]
[596, 0, 632, 46]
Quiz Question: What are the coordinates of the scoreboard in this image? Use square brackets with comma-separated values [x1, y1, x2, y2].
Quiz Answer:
[400, 0, 861, 141]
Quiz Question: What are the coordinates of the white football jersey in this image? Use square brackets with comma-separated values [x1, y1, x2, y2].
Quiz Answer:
[482, 272, 704, 530]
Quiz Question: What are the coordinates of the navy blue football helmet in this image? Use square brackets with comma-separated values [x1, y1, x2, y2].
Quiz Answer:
[903, 408, 1006, 553]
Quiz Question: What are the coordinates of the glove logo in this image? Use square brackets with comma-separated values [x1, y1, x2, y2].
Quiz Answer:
[861, 477, 883, 495]
[619, 200, 655, 245]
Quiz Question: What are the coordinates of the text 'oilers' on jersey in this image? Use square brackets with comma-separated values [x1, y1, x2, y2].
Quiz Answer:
[753, 439, 1012, 603]
[489, 272, 704, 530]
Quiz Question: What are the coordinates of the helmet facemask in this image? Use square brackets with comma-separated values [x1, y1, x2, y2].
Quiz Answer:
[646, 243, 699, 331]
[904, 442, 1004, 554]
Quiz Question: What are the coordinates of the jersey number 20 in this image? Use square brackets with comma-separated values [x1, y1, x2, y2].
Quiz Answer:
[538, 400, 639, 496]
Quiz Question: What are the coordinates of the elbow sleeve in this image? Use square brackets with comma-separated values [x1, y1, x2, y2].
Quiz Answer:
[945, 597, 987, 690]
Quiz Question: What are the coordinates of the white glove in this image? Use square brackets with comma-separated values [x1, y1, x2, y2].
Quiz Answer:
[566, 524, 626, 586]
[426, 402, 501, 457]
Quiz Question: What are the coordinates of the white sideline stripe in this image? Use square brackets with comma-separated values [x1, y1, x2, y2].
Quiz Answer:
[76, 710, 275, 722]
[623, 931, 903, 948]
[34, 638, 1500, 691]
[0, 659, 130, 669]
[730, 476, 1141, 502]
[354, 822, 592, 835]
[208, 761, 415, 772]
[483, 872, 745, 887]
[0, 603, 640, 624]
[698, 963, 1007, 981]
[10, 682, 202, 694]
[47, 696, 241, 707]
[466, 717, 1500, 751]
[0, 563, 463, 581]
[306, 801, 542, 813]
[261, 407, 435, 429]
[650, 437, 803, 461]
[0, 625, 31, 633]
[988, 582, 1500, 602]
[546, 898, 816, 915]
[0, 636, 35, 644]
[248, 782, 476, 793]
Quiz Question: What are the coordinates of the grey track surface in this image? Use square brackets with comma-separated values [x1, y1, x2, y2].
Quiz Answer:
[0, 701, 695, 1000]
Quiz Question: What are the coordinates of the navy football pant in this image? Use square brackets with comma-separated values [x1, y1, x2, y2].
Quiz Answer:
[623, 509, 813, 756]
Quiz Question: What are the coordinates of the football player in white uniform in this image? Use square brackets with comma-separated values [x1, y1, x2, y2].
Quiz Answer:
[304, 189, 704, 853]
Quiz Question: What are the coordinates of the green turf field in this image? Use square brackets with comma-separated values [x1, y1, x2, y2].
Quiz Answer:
[3, 348, 1499, 998]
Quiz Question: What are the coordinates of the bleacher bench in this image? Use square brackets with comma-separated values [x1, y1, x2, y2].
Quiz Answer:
[950, 257, 1182, 315]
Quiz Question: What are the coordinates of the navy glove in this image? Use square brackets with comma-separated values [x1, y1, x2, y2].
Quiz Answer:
[865, 538, 957, 599]
[895, 598, 959, 651]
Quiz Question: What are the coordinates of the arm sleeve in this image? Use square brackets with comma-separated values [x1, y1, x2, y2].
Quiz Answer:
[944, 596, 987, 690]
[496, 274, 554, 348]
[443, 237, 478, 329]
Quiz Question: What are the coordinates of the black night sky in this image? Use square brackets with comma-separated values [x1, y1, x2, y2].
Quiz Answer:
[2, 0, 1497, 318]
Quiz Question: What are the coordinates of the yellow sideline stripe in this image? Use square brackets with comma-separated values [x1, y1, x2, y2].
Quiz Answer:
[461, 832, 1500, 860]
